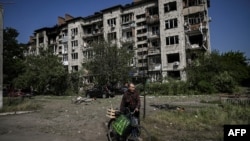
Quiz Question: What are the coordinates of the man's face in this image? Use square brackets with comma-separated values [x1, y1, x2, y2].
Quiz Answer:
[128, 84, 135, 92]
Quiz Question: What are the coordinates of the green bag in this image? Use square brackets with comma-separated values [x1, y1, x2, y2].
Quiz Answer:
[112, 115, 130, 136]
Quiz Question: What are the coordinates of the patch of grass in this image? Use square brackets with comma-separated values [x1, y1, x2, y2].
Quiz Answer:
[143, 104, 250, 141]
[0, 97, 42, 113]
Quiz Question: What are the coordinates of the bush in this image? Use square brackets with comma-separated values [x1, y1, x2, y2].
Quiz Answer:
[212, 71, 237, 93]
[197, 80, 215, 94]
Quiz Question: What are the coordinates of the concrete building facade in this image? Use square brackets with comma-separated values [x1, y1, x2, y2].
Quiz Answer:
[27, 0, 211, 82]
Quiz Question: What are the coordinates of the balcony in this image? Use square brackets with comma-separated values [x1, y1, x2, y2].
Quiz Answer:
[148, 64, 161, 71]
[121, 37, 134, 43]
[122, 22, 135, 30]
[148, 47, 160, 56]
[146, 15, 159, 25]
[147, 32, 160, 40]
[62, 36, 68, 42]
[183, 6, 205, 16]
[63, 61, 68, 66]
[185, 22, 208, 32]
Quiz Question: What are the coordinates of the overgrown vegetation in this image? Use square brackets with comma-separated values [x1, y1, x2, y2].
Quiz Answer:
[13, 49, 68, 95]
[0, 97, 42, 113]
[83, 40, 134, 85]
[143, 103, 250, 141]
[186, 50, 250, 94]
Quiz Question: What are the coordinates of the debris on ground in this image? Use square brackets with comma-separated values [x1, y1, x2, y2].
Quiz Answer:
[150, 104, 185, 112]
[71, 96, 96, 105]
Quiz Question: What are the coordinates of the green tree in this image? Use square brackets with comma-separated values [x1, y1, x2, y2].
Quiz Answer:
[3, 27, 25, 85]
[83, 40, 134, 85]
[186, 50, 249, 93]
[220, 51, 249, 85]
[14, 49, 68, 95]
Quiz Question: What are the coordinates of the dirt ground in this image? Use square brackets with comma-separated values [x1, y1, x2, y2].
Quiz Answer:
[0, 95, 218, 141]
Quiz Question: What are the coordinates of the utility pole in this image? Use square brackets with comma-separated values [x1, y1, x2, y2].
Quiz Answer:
[0, 4, 3, 110]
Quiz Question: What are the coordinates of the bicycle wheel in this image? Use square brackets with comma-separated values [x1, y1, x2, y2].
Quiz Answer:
[107, 119, 121, 141]
[126, 125, 151, 141]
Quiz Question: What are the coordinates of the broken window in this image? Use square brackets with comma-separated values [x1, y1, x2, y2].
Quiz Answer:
[167, 53, 180, 63]
[72, 65, 78, 72]
[137, 36, 147, 42]
[138, 59, 147, 64]
[63, 54, 68, 61]
[121, 13, 134, 24]
[71, 53, 78, 60]
[166, 35, 179, 45]
[136, 14, 146, 19]
[189, 34, 203, 46]
[136, 21, 146, 27]
[152, 26, 159, 35]
[137, 28, 147, 35]
[107, 18, 116, 26]
[184, 12, 205, 25]
[137, 43, 148, 48]
[123, 31, 133, 38]
[108, 32, 117, 40]
[151, 40, 160, 47]
[147, 6, 159, 15]
[83, 50, 93, 59]
[71, 28, 78, 36]
[164, 1, 177, 13]
[149, 55, 161, 64]
[71, 40, 78, 47]
[86, 27, 92, 34]
[165, 18, 178, 29]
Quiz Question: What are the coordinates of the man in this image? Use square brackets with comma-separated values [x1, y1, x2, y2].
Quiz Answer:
[120, 83, 140, 123]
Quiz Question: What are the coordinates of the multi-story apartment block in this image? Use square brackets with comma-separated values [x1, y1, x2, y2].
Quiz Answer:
[28, 0, 211, 82]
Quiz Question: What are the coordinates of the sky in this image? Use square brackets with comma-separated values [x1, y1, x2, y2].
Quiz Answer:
[2, 0, 250, 58]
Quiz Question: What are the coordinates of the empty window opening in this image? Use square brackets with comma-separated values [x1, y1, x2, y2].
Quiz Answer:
[151, 40, 160, 47]
[137, 43, 148, 48]
[164, 1, 177, 13]
[107, 18, 116, 26]
[122, 13, 134, 24]
[147, 6, 159, 15]
[166, 35, 179, 45]
[123, 31, 133, 38]
[136, 14, 146, 19]
[137, 28, 147, 35]
[165, 18, 178, 29]
[72, 65, 78, 72]
[152, 26, 159, 35]
[108, 32, 117, 40]
[167, 53, 180, 63]
[189, 34, 203, 46]
[71, 28, 78, 35]
[137, 36, 147, 41]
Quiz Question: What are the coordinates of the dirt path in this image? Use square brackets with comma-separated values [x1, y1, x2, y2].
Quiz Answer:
[0, 95, 218, 141]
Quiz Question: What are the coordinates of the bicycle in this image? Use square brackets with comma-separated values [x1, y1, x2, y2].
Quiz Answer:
[106, 107, 151, 141]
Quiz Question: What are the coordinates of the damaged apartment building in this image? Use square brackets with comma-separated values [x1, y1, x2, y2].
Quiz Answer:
[27, 0, 211, 83]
